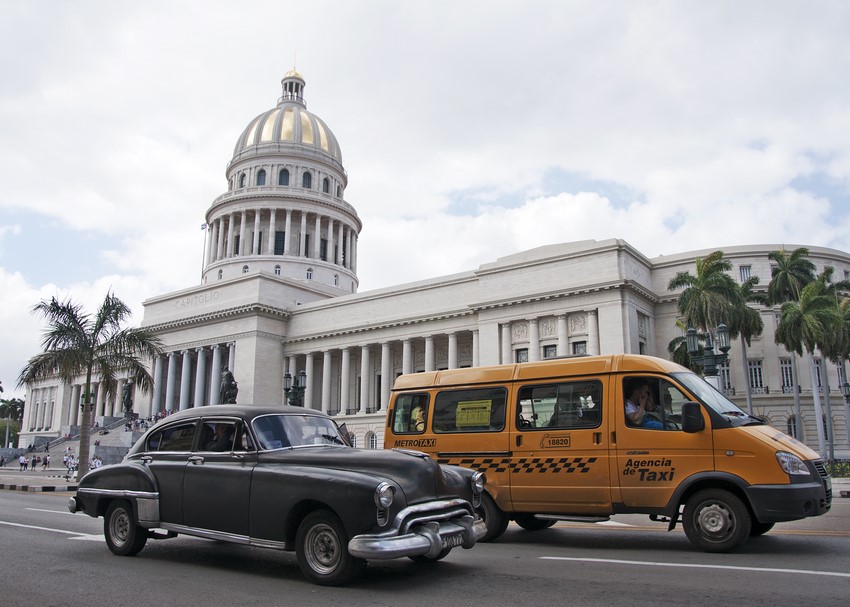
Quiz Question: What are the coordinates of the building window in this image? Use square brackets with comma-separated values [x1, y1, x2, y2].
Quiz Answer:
[368, 432, 378, 449]
[304, 234, 310, 256]
[274, 265, 281, 276]
[217, 269, 223, 280]
[515, 348, 529, 363]
[786, 415, 798, 439]
[780, 358, 794, 393]
[256, 169, 266, 186]
[639, 342, 647, 355]
[234, 235, 240, 255]
[239, 173, 246, 188]
[748, 360, 765, 392]
[719, 362, 732, 395]
[278, 168, 289, 186]
[255, 232, 263, 254]
[739, 265, 751, 282]
[306, 267, 313, 280]
[242, 265, 249, 274]
[336, 185, 341, 197]
[274, 231, 285, 255]
[543, 345, 557, 359]
[320, 238, 328, 261]
[334, 274, 339, 286]
[302, 172, 312, 189]
[322, 177, 330, 193]
[572, 341, 587, 355]
[814, 358, 823, 388]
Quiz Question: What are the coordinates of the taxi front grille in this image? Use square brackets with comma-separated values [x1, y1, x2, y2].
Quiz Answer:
[812, 460, 832, 506]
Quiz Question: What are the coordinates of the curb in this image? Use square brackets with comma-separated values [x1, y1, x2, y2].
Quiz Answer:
[0, 483, 78, 492]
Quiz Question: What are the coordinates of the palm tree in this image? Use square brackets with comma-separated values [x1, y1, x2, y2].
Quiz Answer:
[728, 276, 767, 415]
[0, 397, 25, 449]
[774, 279, 842, 458]
[17, 293, 163, 478]
[667, 251, 740, 339]
[768, 247, 817, 439]
[667, 319, 704, 373]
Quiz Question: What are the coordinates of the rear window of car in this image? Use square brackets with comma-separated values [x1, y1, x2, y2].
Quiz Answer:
[147, 422, 196, 452]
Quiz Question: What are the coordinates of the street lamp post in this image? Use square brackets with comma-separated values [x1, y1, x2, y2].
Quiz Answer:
[686, 324, 731, 389]
[284, 370, 307, 407]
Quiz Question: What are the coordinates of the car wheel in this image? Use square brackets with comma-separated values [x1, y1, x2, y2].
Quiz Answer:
[104, 500, 147, 557]
[476, 492, 509, 542]
[513, 513, 556, 531]
[408, 547, 452, 563]
[683, 489, 751, 553]
[296, 510, 365, 586]
[749, 521, 775, 536]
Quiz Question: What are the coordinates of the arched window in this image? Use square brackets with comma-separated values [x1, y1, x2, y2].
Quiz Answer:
[336, 185, 341, 197]
[239, 173, 246, 188]
[274, 265, 281, 276]
[242, 265, 249, 274]
[786, 415, 798, 438]
[322, 177, 330, 193]
[217, 269, 223, 280]
[306, 267, 313, 280]
[302, 172, 312, 189]
[334, 274, 339, 286]
[256, 169, 266, 186]
[367, 432, 378, 449]
[279, 168, 289, 186]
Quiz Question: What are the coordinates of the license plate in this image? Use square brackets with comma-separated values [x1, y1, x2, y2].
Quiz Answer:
[442, 533, 464, 549]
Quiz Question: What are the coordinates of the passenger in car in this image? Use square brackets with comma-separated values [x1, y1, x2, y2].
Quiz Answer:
[207, 424, 235, 451]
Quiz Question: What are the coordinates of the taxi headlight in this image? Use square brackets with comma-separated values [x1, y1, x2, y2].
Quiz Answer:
[471, 471, 486, 494]
[776, 451, 809, 476]
[374, 482, 395, 508]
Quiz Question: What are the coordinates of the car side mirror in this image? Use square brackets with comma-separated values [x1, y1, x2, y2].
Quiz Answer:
[681, 402, 705, 433]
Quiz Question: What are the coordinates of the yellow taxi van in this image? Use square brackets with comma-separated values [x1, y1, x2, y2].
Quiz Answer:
[384, 354, 832, 552]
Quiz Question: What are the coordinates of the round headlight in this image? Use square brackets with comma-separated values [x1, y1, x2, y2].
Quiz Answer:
[471, 471, 486, 494]
[374, 482, 395, 508]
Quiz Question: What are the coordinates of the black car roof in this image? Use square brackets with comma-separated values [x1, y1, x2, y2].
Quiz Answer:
[158, 404, 332, 423]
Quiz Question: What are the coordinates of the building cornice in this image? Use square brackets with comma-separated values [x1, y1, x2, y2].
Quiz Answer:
[146, 303, 290, 334]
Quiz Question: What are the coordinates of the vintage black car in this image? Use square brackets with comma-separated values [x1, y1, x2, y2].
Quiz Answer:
[69, 405, 486, 585]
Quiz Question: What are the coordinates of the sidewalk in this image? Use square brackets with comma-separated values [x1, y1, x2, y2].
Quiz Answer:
[0, 466, 79, 492]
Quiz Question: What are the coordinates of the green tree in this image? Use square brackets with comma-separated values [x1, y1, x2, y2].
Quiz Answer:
[768, 247, 817, 439]
[774, 279, 842, 458]
[1, 396, 25, 448]
[17, 293, 163, 478]
[667, 250, 740, 339]
[728, 276, 767, 415]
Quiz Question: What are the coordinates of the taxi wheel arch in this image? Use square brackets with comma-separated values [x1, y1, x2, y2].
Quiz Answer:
[682, 488, 752, 553]
[295, 509, 365, 586]
[476, 491, 509, 542]
[104, 500, 148, 557]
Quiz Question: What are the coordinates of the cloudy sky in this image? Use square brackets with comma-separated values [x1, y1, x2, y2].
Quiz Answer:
[2, 1, 849, 399]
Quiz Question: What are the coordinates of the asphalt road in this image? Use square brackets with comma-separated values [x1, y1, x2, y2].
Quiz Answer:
[1, 491, 848, 607]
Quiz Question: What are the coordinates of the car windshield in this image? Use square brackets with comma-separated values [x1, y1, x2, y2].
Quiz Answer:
[673, 371, 765, 427]
[251, 414, 348, 450]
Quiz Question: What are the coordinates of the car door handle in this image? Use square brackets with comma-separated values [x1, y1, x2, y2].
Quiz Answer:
[188, 456, 205, 465]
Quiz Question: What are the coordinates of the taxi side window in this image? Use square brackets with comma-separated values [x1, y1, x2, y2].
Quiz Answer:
[517, 380, 602, 430]
[147, 422, 196, 451]
[433, 387, 507, 433]
[392, 393, 430, 434]
[623, 376, 687, 431]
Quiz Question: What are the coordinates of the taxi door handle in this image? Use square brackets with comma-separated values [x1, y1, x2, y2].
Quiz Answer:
[516, 435, 523, 447]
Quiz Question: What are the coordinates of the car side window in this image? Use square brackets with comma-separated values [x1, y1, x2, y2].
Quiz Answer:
[200, 421, 241, 452]
[147, 422, 196, 452]
[623, 376, 686, 431]
[391, 393, 429, 434]
[516, 380, 603, 430]
[433, 387, 507, 433]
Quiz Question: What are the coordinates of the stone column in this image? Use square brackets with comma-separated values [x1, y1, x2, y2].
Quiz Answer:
[179, 350, 193, 410]
[238, 209, 247, 255]
[321, 350, 332, 414]
[216, 218, 225, 261]
[529, 318, 540, 362]
[313, 214, 322, 259]
[326, 218, 335, 263]
[209, 345, 222, 405]
[448, 332, 458, 369]
[380, 342, 391, 411]
[558, 315, 568, 356]
[402, 339, 412, 375]
[267, 209, 277, 255]
[501, 323, 512, 365]
[226, 213, 235, 257]
[203, 223, 213, 268]
[299, 212, 307, 257]
[425, 336, 435, 372]
[194, 347, 207, 407]
[164, 353, 178, 413]
[472, 330, 480, 367]
[95, 382, 105, 417]
[151, 355, 164, 414]
[588, 310, 600, 355]
[304, 352, 315, 410]
[337, 222, 344, 266]
[340, 347, 351, 414]
[228, 343, 236, 370]
[359, 345, 370, 413]
[284, 209, 292, 255]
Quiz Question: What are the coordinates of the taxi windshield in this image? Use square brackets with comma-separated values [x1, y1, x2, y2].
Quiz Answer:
[673, 372, 766, 427]
[252, 414, 349, 450]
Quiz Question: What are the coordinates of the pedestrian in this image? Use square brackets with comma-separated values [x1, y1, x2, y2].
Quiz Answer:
[42, 454, 50, 470]
[19, 454, 27, 471]
[31, 455, 37, 471]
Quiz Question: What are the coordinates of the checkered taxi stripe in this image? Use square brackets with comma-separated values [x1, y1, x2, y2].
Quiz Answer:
[436, 457, 597, 474]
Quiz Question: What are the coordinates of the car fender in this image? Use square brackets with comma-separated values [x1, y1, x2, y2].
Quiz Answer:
[75, 462, 160, 527]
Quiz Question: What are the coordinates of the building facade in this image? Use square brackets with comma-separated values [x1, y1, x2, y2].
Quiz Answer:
[19, 72, 850, 456]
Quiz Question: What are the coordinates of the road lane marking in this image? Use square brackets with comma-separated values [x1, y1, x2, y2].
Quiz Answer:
[0, 519, 102, 541]
[540, 556, 850, 579]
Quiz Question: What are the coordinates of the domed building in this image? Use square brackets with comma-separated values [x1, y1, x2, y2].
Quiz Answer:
[15, 71, 850, 457]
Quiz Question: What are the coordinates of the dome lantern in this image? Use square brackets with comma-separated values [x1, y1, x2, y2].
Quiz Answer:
[278, 69, 306, 107]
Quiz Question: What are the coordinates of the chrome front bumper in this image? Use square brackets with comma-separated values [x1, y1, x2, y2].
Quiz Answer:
[348, 513, 486, 560]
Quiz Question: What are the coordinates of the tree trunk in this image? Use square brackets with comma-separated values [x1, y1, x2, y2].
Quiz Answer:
[842, 360, 850, 451]
[807, 353, 827, 459]
[822, 364, 834, 461]
[740, 340, 753, 415]
[77, 370, 94, 479]
[792, 352, 803, 439]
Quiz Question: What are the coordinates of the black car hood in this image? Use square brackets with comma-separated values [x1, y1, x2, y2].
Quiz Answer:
[256, 446, 462, 503]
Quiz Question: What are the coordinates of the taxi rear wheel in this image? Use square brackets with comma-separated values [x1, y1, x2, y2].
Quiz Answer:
[683, 489, 751, 552]
[513, 513, 556, 531]
[476, 492, 509, 542]
[104, 500, 147, 557]
[296, 510, 365, 586]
